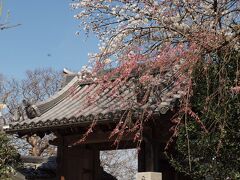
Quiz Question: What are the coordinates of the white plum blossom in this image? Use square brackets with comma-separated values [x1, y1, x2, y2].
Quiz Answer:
[71, 0, 239, 65]
[103, 58, 112, 64]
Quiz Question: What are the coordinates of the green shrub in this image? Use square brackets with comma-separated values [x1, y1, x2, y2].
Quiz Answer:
[0, 132, 21, 179]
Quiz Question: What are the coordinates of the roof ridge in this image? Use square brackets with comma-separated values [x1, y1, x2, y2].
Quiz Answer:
[36, 76, 80, 114]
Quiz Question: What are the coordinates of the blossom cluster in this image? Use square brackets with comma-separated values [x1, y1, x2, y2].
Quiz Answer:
[72, 0, 239, 63]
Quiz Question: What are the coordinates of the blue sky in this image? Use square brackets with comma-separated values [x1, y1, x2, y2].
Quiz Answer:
[0, 0, 99, 79]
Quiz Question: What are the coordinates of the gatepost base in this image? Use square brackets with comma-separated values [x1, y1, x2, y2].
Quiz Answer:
[136, 172, 162, 180]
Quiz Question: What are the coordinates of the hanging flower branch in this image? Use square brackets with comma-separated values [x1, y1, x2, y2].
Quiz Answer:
[71, 0, 239, 178]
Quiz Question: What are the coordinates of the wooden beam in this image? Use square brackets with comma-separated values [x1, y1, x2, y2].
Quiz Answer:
[64, 131, 136, 146]
[91, 141, 137, 150]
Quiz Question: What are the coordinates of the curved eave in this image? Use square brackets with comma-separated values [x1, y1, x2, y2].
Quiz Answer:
[5, 110, 124, 134]
[5, 106, 174, 135]
[5, 117, 114, 135]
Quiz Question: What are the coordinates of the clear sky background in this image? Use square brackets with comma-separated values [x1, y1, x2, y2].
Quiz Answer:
[0, 0, 99, 79]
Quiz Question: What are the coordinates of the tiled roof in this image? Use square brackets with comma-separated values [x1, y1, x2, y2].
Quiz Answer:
[6, 74, 184, 134]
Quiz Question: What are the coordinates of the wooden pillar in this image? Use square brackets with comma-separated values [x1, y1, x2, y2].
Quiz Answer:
[92, 147, 101, 180]
[138, 142, 146, 172]
[138, 128, 159, 172]
[145, 139, 154, 171]
[152, 141, 160, 172]
[56, 136, 65, 180]
[144, 138, 159, 172]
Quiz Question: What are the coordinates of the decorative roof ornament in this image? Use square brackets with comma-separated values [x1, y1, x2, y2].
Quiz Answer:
[22, 100, 41, 119]
[63, 68, 75, 75]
